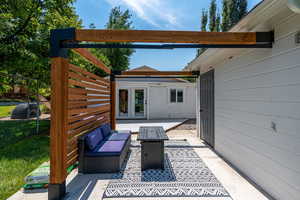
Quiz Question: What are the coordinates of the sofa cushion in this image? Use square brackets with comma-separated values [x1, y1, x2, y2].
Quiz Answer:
[96, 127, 104, 138]
[85, 128, 103, 150]
[85, 140, 126, 157]
[101, 123, 112, 138]
[107, 133, 130, 141]
[99, 140, 125, 152]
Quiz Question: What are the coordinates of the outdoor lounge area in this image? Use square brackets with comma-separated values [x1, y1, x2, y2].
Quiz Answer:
[9, 128, 270, 200]
[4, 0, 300, 199]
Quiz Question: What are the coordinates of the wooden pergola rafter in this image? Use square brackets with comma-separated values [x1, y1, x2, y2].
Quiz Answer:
[49, 27, 273, 200]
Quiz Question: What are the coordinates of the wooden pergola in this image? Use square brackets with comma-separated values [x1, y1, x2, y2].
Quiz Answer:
[49, 28, 273, 200]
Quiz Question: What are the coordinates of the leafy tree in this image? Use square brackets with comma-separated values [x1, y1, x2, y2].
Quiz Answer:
[215, 12, 221, 32]
[102, 6, 135, 71]
[83, 7, 135, 73]
[196, 9, 208, 57]
[0, 71, 12, 94]
[237, 0, 247, 20]
[0, 0, 82, 93]
[221, 0, 248, 31]
[229, 0, 239, 27]
[221, 0, 230, 31]
[89, 23, 96, 29]
[200, 9, 208, 31]
[209, 0, 217, 32]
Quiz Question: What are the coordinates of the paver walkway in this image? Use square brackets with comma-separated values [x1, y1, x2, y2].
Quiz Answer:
[9, 130, 270, 200]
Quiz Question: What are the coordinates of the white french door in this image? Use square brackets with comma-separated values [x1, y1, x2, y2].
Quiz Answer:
[117, 88, 147, 119]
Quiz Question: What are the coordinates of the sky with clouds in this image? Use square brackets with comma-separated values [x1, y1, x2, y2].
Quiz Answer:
[74, 0, 261, 71]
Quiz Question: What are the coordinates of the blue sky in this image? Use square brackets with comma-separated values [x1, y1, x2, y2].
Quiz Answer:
[74, 0, 261, 71]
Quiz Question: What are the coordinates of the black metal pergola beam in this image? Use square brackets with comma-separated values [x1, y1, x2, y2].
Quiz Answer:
[61, 42, 272, 49]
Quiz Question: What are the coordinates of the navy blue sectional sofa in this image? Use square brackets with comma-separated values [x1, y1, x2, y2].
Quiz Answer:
[78, 123, 131, 173]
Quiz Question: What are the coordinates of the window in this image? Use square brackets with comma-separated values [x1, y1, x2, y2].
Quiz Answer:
[170, 89, 184, 103]
[170, 89, 177, 103]
[177, 90, 183, 102]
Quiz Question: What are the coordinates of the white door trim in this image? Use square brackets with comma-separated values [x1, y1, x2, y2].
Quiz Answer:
[132, 87, 147, 119]
[116, 87, 148, 119]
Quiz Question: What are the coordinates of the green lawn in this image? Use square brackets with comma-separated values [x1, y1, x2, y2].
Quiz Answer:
[0, 135, 49, 200]
[0, 105, 16, 117]
[0, 120, 50, 149]
[0, 119, 50, 199]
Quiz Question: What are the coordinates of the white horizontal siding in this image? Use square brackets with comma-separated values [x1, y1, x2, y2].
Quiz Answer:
[214, 13, 300, 200]
[149, 86, 196, 119]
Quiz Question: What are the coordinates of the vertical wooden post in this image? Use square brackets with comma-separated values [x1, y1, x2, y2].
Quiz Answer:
[110, 74, 116, 130]
[49, 57, 69, 200]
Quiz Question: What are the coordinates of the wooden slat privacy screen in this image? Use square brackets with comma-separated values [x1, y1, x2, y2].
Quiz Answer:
[50, 56, 112, 184]
[67, 63, 110, 167]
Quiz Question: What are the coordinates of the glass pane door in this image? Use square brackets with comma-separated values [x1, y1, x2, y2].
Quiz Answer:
[119, 89, 129, 117]
[134, 89, 145, 117]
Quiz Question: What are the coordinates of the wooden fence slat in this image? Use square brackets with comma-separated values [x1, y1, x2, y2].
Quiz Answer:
[69, 64, 110, 85]
[67, 155, 78, 168]
[72, 49, 111, 74]
[68, 100, 111, 108]
[67, 148, 78, 160]
[68, 117, 109, 139]
[68, 87, 87, 95]
[67, 141, 78, 154]
[69, 79, 110, 92]
[69, 87, 110, 95]
[68, 104, 110, 116]
[68, 94, 110, 100]
[68, 114, 105, 130]
[69, 71, 109, 89]
[68, 110, 110, 123]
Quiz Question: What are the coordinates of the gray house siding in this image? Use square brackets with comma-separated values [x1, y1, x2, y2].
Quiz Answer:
[214, 13, 300, 200]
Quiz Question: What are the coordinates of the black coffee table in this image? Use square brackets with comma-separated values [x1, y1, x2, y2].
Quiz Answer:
[137, 126, 169, 170]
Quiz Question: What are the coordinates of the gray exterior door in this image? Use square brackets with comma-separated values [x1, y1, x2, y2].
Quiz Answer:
[200, 70, 214, 148]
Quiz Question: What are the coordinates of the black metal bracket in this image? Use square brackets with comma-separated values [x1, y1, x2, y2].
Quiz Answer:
[112, 70, 122, 75]
[256, 31, 274, 43]
[48, 181, 66, 200]
[50, 28, 76, 58]
[110, 70, 122, 81]
[110, 74, 115, 82]
[192, 71, 200, 76]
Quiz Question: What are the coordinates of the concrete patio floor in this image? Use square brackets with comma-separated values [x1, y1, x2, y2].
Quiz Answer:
[9, 129, 270, 200]
[116, 119, 187, 133]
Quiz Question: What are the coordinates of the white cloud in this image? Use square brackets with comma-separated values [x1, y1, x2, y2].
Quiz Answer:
[105, 0, 181, 28]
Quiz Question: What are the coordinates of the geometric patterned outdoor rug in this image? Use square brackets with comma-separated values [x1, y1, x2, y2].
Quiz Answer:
[103, 140, 231, 198]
